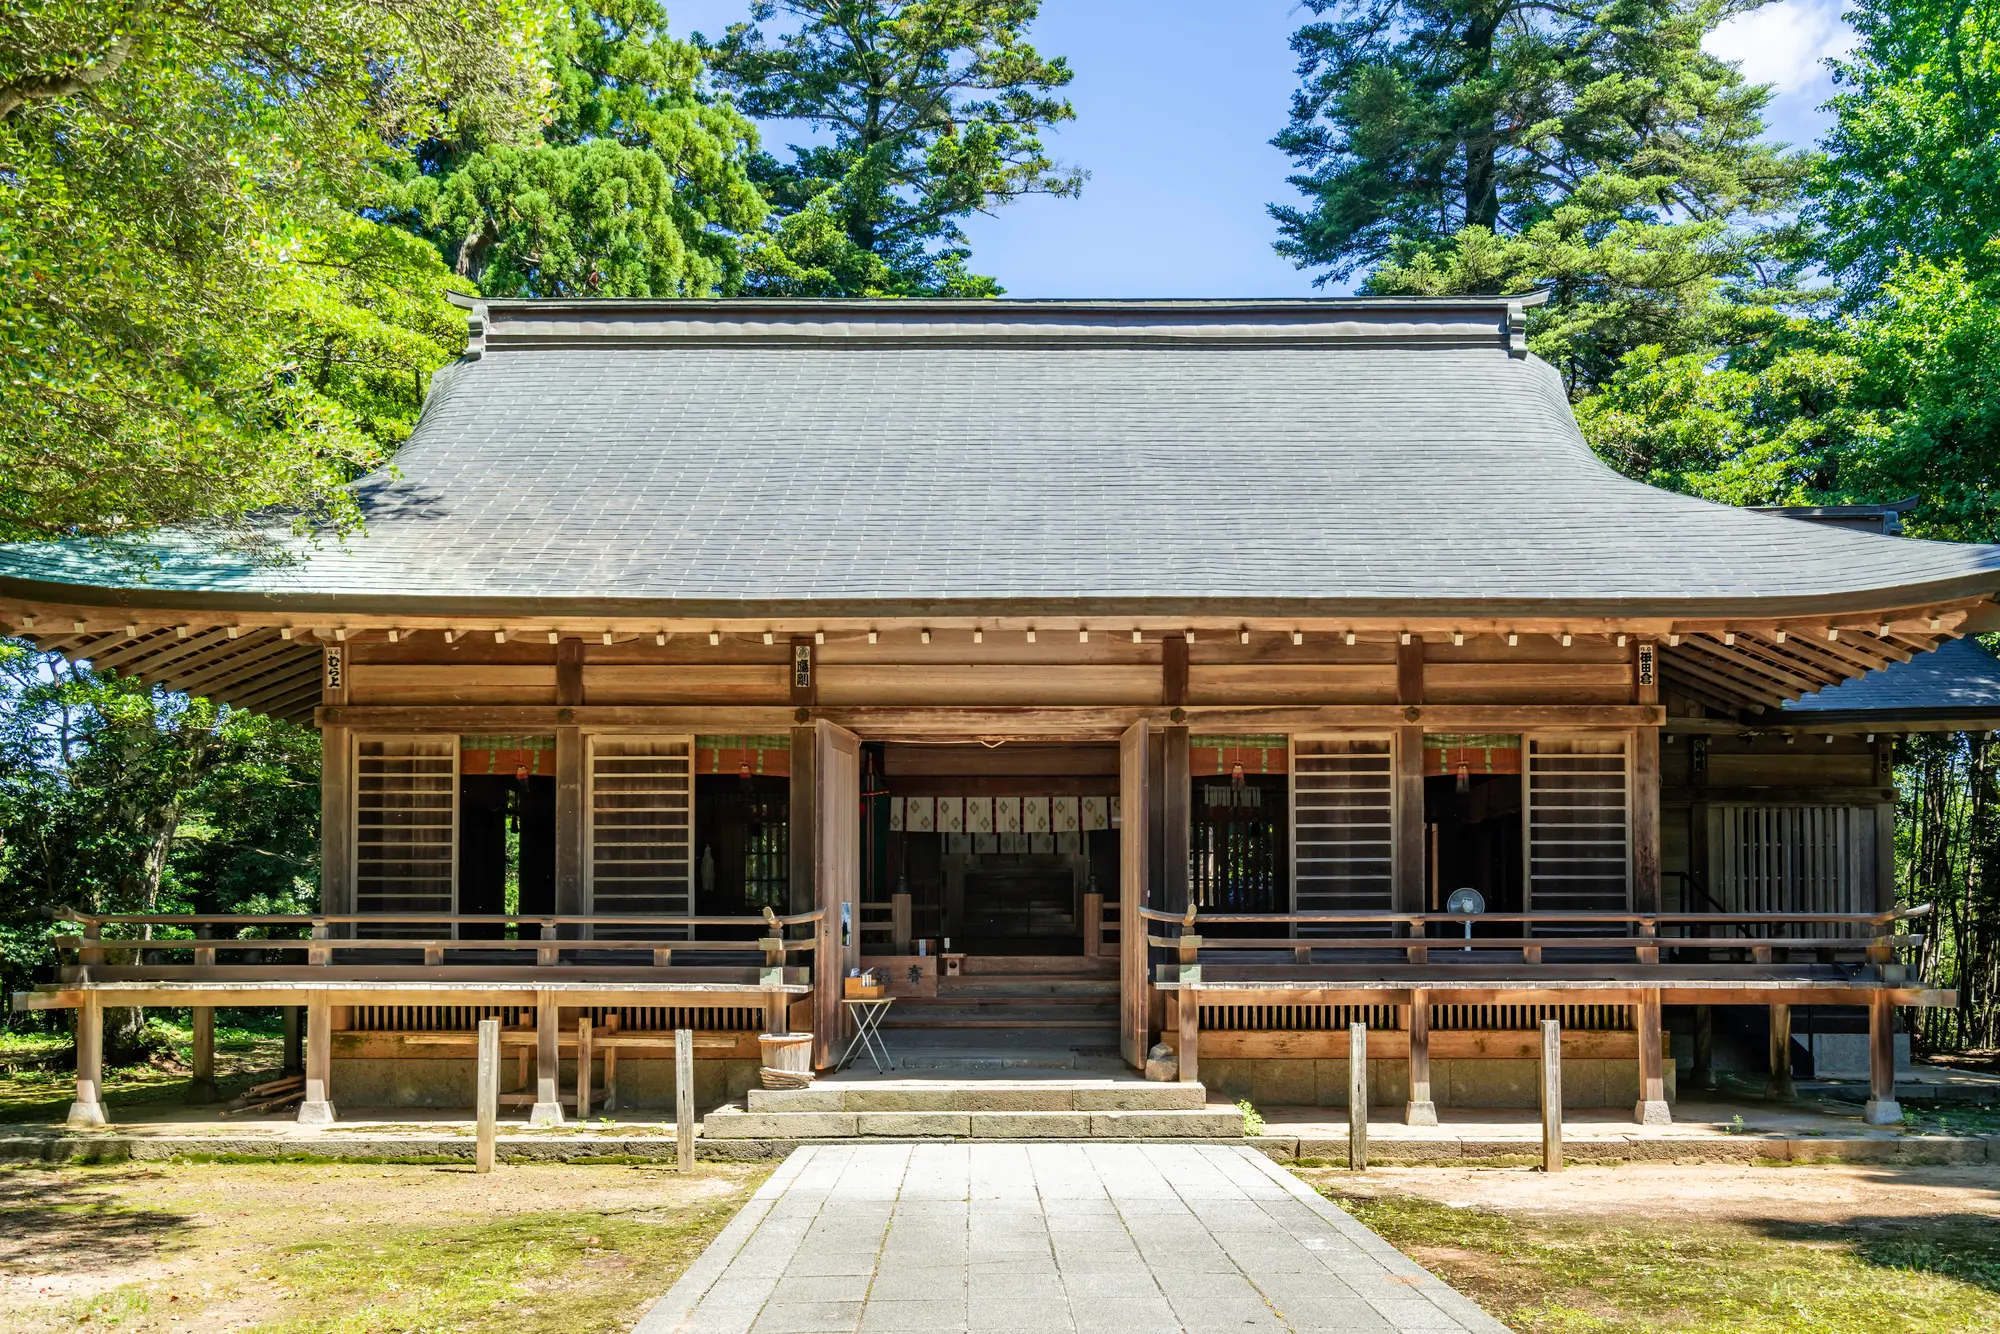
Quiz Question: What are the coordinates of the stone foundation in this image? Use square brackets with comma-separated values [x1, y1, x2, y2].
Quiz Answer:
[1197, 1057, 1677, 1110]
[329, 1057, 759, 1113]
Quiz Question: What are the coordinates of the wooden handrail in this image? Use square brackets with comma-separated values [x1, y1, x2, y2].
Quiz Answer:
[1135, 906, 1928, 927]
[1142, 933, 1924, 952]
[55, 909, 825, 929]
[55, 935, 820, 954]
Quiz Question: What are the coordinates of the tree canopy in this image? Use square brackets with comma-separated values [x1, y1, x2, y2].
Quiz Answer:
[704, 0, 1084, 295]
[0, 0, 548, 547]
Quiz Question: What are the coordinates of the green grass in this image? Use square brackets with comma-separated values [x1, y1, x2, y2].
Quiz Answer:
[0, 1022, 284, 1123]
[1319, 1186, 2000, 1333]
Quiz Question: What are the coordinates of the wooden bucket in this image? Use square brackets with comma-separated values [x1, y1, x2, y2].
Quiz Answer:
[759, 1033, 815, 1090]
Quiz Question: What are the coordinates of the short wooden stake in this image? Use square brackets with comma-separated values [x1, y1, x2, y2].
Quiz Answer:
[1347, 1021, 1368, 1171]
[576, 1017, 593, 1121]
[475, 1018, 499, 1174]
[187, 1005, 219, 1105]
[1539, 1019, 1563, 1173]
[675, 1027, 696, 1172]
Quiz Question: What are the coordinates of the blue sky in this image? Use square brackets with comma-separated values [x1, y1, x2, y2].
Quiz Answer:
[671, 0, 1859, 298]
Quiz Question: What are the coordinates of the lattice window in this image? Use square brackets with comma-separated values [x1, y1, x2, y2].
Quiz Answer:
[1526, 736, 1629, 914]
[355, 737, 456, 928]
[588, 736, 694, 926]
[1291, 737, 1395, 918]
[1711, 805, 1875, 923]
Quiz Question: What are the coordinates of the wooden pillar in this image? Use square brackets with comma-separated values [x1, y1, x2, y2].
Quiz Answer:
[187, 1006, 219, 1104]
[1348, 1021, 1368, 1171]
[675, 1027, 696, 1171]
[1404, 991, 1436, 1125]
[298, 994, 335, 1125]
[810, 720, 861, 1070]
[554, 726, 585, 920]
[891, 892, 912, 954]
[320, 725, 353, 924]
[1632, 727, 1661, 914]
[576, 1016, 593, 1120]
[475, 1018, 499, 1174]
[529, 990, 564, 1126]
[1119, 720, 1153, 1068]
[1633, 989, 1670, 1125]
[1082, 892, 1103, 959]
[1864, 992, 1902, 1125]
[67, 993, 108, 1128]
[1162, 725, 1190, 914]
[1177, 988, 1199, 1084]
[1393, 726, 1425, 915]
[282, 1006, 304, 1075]
[1540, 1019, 1563, 1173]
[1765, 1003, 1796, 1100]
[1693, 1005, 1714, 1090]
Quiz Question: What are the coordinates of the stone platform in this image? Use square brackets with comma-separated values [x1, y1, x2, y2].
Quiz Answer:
[704, 1079, 1244, 1141]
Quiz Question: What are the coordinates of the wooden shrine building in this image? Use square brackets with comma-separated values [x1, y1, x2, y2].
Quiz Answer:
[6, 296, 1997, 1131]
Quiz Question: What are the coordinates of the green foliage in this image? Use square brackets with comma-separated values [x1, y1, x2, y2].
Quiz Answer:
[705, 0, 1083, 295]
[0, 0, 547, 546]
[1812, 0, 2000, 295]
[0, 641, 320, 1012]
[387, 0, 770, 297]
[1273, 0, 1808, 396]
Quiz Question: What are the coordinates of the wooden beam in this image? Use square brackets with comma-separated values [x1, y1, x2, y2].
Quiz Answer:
[557, 636, 584, 706]
[1396, 638, 1423, 705]
[1163, 633, 1188, 706]
[317, 703, 1669, 735]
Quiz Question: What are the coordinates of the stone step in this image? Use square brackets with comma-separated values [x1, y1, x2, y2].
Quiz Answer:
[745, 1080, 1210, 1114]
[706, 1102, 1243, 1141]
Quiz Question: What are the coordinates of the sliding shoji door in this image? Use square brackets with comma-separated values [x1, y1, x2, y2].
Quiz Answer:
[586, 735, 695, 935]
[354, 736, 457, 935]
[1290, 736, 1396, 931]
[1525, 735, 1631, 918]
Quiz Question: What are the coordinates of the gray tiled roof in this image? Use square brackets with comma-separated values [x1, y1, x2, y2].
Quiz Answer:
[1783, 636, 2000, 718]
[5, 297, 2000, 616]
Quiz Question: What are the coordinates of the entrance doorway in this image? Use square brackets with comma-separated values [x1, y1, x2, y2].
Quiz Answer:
[1423, 734, 1524, 924]
[881, 741, 1119, 955]
[457, 736, 556, 933]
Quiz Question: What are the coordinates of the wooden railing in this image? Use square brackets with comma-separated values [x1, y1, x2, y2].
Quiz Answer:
[1138, 905, 1931, 982]
[51, 910, 824, 984]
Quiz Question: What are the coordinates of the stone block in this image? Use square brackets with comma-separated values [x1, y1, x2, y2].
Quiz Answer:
[1198, 1060, 1256, 1104]
[1072, 1084, 1207, 1112]
[949, 1087, 1072, 1112]
[1440, 1058, 1539, 1108]
[857, 1112, 970, 1137]
[1090, 1110, 1240, 1138]
[970, 1112, 1090, 1138]
[703, 1110, 857, 1139]
[746, 1086, 846, 1112]
[1247, 1060, 1316, 1109]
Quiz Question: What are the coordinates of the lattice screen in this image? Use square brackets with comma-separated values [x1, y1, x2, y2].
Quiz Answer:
[588, 736, 694, 926]
[1710, 805, 1875, 921]
[1291, 737, 1395, 920]
[1526, 736, 1630, 914]
[354, 737, 457, 928]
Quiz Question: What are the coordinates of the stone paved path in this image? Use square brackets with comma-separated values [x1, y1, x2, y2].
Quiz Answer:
[635, 1143, 1506, 1333]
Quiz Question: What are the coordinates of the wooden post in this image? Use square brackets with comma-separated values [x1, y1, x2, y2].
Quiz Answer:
[529, 991, 564, 1126]
[1082, 892, 1103, 959]
[298, 994, 335, 1125]
[1633, 989, 1670, 1125]
[1765, 1003, 1796, 1100]
[1632, 726, 1661, 914]
[188, 1006, 219, 1104]
[1405, 991, 1436, 1125]
[1393, 726, 1425, 915]
[1864, 991, 1902, 1125]
[282, 1006, 304, 1076]
[320, 725, 353, 921]
[554, 726, 584, 919]
[1693, 1005, 1714, 1090]
[576, 1016, 593, 1120]
[1177, 987, 1199, 1084]
[1163, 725, 1190, 917]
[1348, 1021, 1368, 1171]
[602, 1011, 620, 1112]
[475, 1017, 499, 1174]
[1118, 720, 1152, 1069]
[675, 1027, 696, 1171]
[67, 992, 108, 1128]
[891, 892, 912, 954]
[1540, 1019, 1563, 1173]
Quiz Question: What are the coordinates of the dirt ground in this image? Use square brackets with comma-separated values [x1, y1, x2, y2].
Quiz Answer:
[0, 1160, 769, 1334]
[1334, 1160, 2000, 1224]
[1298, 1162, 2000, 1333]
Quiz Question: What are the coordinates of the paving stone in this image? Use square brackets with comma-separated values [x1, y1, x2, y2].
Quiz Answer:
[635, 1144, 1508, 1334]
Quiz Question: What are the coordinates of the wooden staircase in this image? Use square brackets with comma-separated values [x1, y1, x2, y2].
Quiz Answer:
[882, 955, 1120, 1033]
